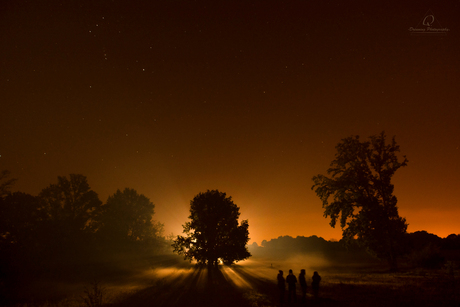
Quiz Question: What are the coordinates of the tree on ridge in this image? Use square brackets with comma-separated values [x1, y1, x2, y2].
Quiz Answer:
[312, 132, 408, 270]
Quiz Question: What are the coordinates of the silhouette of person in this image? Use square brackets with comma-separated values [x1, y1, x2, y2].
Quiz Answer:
[299, 269, 307, 303]
[312, 271, 321, 299]
[277, 270, 285, 306]
[286, 269, 297, 303]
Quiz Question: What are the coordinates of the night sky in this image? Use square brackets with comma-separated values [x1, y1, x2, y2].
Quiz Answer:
[1, 1, 459, 244]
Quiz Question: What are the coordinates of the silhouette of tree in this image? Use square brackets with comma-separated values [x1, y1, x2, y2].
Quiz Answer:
[95, 188, 162, 248]
[38, 174, 102, 258]
[408, 231, 443, 250]
[0, 192, 47, 278]
[312, 132, 408, 270]
[0, 170, 17, 198]
[172, 190, 251, 266]
[0, 192, 44, 247]
[39, 174, 102, 232]
[443, 234, 460, 250]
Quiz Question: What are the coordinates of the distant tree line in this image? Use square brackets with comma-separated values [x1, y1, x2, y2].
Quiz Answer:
[249, 233, 460, 269]
[405, 231, 460, 269]
[249, 235, 377, 264]
[0, 171, 166, 283]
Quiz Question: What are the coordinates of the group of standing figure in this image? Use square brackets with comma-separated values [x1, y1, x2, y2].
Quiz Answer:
[277, 269, 321, 305]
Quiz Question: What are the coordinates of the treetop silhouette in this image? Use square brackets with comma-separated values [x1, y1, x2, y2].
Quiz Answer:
[172, 189, 251, 266]
[312, 132, 408, 269]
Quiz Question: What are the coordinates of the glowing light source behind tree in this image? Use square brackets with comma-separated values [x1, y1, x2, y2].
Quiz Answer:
[172, 189, 251, 267]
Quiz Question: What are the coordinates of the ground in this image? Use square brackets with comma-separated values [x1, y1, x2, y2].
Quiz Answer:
[3, 256, 460, 307]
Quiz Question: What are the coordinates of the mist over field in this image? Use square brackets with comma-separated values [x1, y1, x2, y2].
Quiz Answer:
[1, 233, 460, 306]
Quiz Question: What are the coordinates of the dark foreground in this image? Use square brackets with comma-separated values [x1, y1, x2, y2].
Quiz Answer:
[111, 265, 276, 307]
[110, 262, 460, 307]
[2, 256, 459, 307]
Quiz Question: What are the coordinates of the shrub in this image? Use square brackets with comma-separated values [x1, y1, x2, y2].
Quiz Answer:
[409, 243, 445, 269]
[81, 281, 105, 307]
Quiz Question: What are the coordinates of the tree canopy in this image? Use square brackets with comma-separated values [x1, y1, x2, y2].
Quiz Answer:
[0, 173, 168, 287]
[39, 174, 102, 233]
[95, 188, 162, 246]
[312, 132, 408, 269]
[0, 192, 44, 247]
[0, 170, 17, 198]
[172, 190, 251, 266]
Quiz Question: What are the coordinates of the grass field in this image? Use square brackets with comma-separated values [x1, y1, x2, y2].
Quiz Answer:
[5, 256, 460, 307]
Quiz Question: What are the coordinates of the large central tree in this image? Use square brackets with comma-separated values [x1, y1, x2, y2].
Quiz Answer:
[172, 190, 251, 266]
[312, 132, 408, 270]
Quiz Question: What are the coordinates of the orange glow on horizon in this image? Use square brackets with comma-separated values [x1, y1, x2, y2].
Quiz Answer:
[158, 192, 460, 246]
